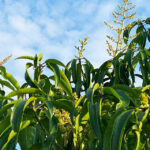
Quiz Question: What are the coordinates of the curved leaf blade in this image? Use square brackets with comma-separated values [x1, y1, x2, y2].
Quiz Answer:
[46, 59, 66, 68]
[59, 70, 73, 97]
[103, 109, 124, 150]
[16, 56, 34, 60]
[71, 59, 77, 83]
[116, 90, 130, 109]
[11, 99, 26, 132]
[103, 87, 120, 100]
[6, 88, 41, 99]
[47, 63, 60, 87]
[0, 66, 20, 89]
[89, 103, 103, 142]
[112, 109, 133, 150]
[0, 79, 15, 90]
[25, 70, 37, 88]
[103, 109, 133, 150]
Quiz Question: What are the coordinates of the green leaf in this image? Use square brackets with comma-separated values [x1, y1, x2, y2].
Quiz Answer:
[83, 64, 91, 89]
[145, 17, 150, 24]
[0, 79, 15, 90]
[50, 116, 58, 135]
[6, 88, 41, 99]
[45, 100, 54, 134]
[38, 53, 43, 61]
[16, 56, 34, 60]
[40, 76, 51, 94]
[103, 87, 120, 100]
[75, 95, 85, 108]
[126, 49, 135, 85]
[0, 127, 11, 150]
[23, 98, 37, 114]
[45, 100, 53, 119]
[51, 99, 74, 113]
[139, 50, 148, 86]
[26, 63, 33, 69]
[142, 85, 150, 92]
[141, 108, 149, 122]
[118, 61, 129, 85]
[46, 59, 66, 68]
[123, 21, 137, 44]
[112, 109, 133, 150]
[20, 120, 31, 130]
[0, 115, 10, 135]
[59, 70, 73, 97]
[75, 81, 82, 97]
[103, 109, 124, 150]
[25, 70, 37, 88]
[5, 72, 20, 89]
[145, 48, 150, 57]
[97, 60, 112, 84]
[1, 130, 17, 150]
[2, 121, 30, 150]
[0, 66, 20, 89]
[89, 103, 103, 146]
[132, 53, 140, 70]
[0, 101, 15, 115]
[71, 59, 77, 83]
[83, 57, 94, 70]
[79, 100, 89, 124]
[148, 29, 150, 42]
[113, 51, 125, 84]
[113, 85, 141, 107]
[86, 84, 99, 103]
[138, 31, 147, 48]
[93, 83, 99, 93]
[34, 67, 41, 82]
[76, 63, 82, 82]
[74, 114, 80, 146]
[123, 30, 129, 44]
[113, 84, 140, 97]
[11, 99, 26, 132]
[47, 63, 60, 87]
[86, 88, 93, 103]
[103, 109, 133, 150]
[18, 126, 37, 150]
[128, 37, 139, 49]
[136, 25, 144, 34]
[34, 54, 38, 68]
[29, 143, 43, 150]
[64, 60, 72, 80]
[116, 90, 130, 109]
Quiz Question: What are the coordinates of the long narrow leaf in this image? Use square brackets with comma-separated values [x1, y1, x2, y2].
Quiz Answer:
[47, 63, 60, 87]
[6, 88, 41, 99]
[0, 66, 20, 89]
[16, 56, 34, 60]
[46, 59, 66, 68]
[11, 99, 26, 132]
[59, 70, 73, 97]
[112, 109, 134, 150]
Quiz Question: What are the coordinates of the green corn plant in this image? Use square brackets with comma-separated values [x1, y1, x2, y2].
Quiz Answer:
[65, 37, 94, 98]
[0, 13, 150, 150]
[123, 17, 150, 87]
[105, 0, 136, 57]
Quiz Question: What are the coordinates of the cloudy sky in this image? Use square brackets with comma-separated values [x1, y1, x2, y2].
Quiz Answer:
[0, 0, 150, 85]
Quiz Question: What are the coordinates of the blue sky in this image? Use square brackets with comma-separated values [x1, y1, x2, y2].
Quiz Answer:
[0, 0, 150, 85]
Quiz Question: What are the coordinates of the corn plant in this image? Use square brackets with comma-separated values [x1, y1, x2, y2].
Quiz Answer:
[105, 0, 136, 57]
[0, 17, 150, 150]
